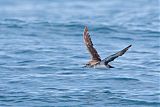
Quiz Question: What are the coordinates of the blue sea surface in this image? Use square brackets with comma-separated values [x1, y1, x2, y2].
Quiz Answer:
[0, 0, 160, 107]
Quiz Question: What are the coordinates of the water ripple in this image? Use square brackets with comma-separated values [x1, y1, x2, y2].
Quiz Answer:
[0, 0, 159, 107]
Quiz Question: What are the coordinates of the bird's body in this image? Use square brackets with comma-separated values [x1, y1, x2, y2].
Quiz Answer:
[83, 26, 132, 68]
[87, 62, 114, 68]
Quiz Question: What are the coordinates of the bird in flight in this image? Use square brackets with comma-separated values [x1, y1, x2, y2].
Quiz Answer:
[83, 26, 132, 68]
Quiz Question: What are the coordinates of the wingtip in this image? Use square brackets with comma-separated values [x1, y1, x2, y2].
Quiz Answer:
[124, 44, 132, 51]
[83, 26, 89, 37]
[128, 45, 132, 48]
[84, 26, 88, 32]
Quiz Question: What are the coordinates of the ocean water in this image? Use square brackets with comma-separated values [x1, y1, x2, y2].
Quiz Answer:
[0, 0, 160, 107]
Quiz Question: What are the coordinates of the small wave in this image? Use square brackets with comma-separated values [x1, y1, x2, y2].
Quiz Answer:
[71, 55, 86, 59]
[6, 24, 23, 29]
[137, 29, 160, 35]
[64, 22, 84, 28]
[102, 90, 114, 94]
[1, 18, 26, 29]
[33, 65, 55, 71]
[4, 18, 25, 23]
[57, 70, 86, 76]
[129, 29, 160, 36]
[14, 50, 38, 54]
[23, 33, 39, 37]
[0, 99, 15, 102]
[17, 60, 35, 64]
[116, 98, 160, 106]
[0, 55, 13, 59]
[32, 21, 55, 28]
[27, 73, 53, 78]
[107, 77, 140, 81]
[44, 87, 69, 92]
[94, 26, 118, 33]
[109, 36, 133, 41]
[32, 21, 84, 30]
[131, 50, 154, 54]
[58, 72, 74, 75]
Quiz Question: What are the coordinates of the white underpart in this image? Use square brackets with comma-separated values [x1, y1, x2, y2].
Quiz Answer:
[93, 64, 109, 68]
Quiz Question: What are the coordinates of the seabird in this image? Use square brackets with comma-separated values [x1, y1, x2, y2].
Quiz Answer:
[83, 26, 132, 68]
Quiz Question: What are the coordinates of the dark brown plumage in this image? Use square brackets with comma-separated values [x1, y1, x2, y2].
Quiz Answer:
[83, 26, 132, 68]
[83, 26, 101, 66]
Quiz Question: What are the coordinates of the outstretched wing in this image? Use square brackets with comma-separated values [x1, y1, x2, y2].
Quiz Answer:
[101, 45, 132, 64]
[83, 26, 101, 61]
